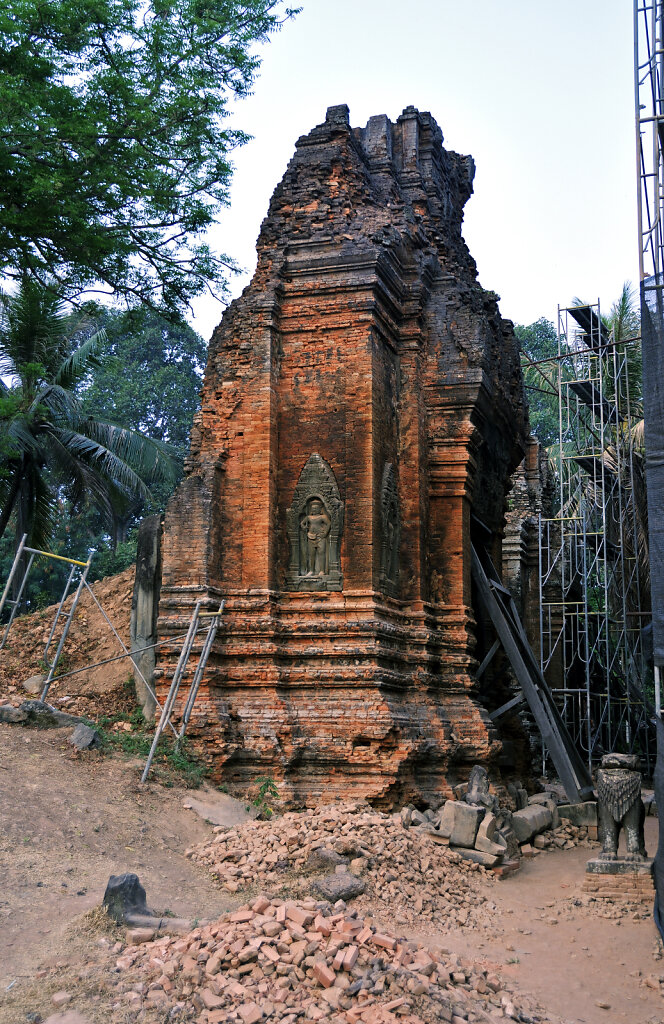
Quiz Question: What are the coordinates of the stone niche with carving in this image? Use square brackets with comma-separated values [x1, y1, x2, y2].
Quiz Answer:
[156, 104, 528, 808]
[286, 454, 343, 591]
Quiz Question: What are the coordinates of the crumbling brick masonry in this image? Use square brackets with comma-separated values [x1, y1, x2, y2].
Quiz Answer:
[156, 104, 529, 806]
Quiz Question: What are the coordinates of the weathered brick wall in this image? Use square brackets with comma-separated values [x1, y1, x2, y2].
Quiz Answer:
[157, 105, 528, 807]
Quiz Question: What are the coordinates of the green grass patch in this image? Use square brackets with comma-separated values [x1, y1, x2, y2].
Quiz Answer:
[94, 708, 207, 788]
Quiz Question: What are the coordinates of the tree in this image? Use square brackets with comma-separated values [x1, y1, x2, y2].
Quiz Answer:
[79, 305, 207, 543]
[81, 307, 207, 451]
[0, 1, 297, 312]
[0, 278, 177, 552]
[515, 317, 560, 447]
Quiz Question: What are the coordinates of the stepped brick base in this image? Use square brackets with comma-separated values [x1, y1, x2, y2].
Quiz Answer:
[583, 858, 655, 901]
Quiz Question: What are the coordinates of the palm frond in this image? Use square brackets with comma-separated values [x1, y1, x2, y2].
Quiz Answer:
[31, 382, 82, 422]
[44, 430, 116, 520]
[27, 468, 59, 551]
[51, 427, 154, 501]
[79, 419, 179, 484]
[0, 278, 68, 376]
[54, 328, 107, 390]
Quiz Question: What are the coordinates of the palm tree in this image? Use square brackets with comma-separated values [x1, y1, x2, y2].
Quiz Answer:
[0, 278, 177, 553]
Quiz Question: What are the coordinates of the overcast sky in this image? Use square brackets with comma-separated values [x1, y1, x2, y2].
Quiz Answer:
[190, 0, 637, 339]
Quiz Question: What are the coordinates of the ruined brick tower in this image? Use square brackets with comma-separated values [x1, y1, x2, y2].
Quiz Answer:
[157, 105, 528, 806]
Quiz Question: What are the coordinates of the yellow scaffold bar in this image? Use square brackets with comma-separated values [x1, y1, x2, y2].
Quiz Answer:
[25, 547, 89, 567]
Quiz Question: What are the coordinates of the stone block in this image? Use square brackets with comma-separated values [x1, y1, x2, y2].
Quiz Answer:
[449, 802, 484, 848]
[305, 847, 347, 872]
[435, 800, 457, 838]
[558, 801, 597, 826]
[476, 811, 497, 842]
[474, 813, 505, 857]
[585, 857, 654, 876]
[475, 815, 506, 856]
[527, 794, 559, 829]
[312, 873, 365, 902]
[19, 700, 81, 727]
[529, 792, 558, 807]
[497, 826, 520, 859]
[103, 873, 150, 923]
[456, 848, 501, 868]
[68, 724, 101, 750]
[0, 703, 28, 723]
[22, 673, 45, 695]
[511, 805, 552, 843]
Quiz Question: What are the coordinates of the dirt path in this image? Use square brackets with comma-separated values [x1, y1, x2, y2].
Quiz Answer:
[413, 818, 663, 1024]
[0, 724, 236, 992]
[1, 721, 663, 1024]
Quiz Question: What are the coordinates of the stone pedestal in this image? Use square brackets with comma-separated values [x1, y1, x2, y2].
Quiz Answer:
[583, 857, 655, 902]
[156, 105, 528, 806]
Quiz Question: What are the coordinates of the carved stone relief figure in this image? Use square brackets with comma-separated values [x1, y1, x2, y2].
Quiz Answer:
[286, 454, 343, 591]
[301, 498, 331, 576]
[380, 462, 400, 595]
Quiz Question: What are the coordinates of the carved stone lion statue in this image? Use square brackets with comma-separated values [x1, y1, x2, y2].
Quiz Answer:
[597, 752, 647, 861]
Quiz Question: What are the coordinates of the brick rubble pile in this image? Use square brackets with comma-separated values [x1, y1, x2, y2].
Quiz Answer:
[111, 895, 556, 1024]
[188, 803, 498, 933]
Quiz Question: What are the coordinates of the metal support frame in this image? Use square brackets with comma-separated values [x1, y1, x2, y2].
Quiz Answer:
[472, 543, 594, 803]
[538, 304, 652, 770]
[141, 602, 224, 783]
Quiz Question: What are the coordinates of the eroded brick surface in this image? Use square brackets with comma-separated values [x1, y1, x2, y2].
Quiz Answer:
[157, 104, 528, 805]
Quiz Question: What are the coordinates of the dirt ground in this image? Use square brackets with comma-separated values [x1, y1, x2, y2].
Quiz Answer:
[1, 723, 663, 1024]
[0, 724, 236, 1003]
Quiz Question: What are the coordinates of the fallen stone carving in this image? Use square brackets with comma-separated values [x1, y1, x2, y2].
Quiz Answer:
[102, 872, 195, 936]
[464, 765, 499, 813]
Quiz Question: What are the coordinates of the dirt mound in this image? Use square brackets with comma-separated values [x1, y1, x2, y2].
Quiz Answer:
[0, 566, 136, 718]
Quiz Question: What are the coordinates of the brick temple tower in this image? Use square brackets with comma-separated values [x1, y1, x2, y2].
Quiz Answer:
[156, 105, 529, 806]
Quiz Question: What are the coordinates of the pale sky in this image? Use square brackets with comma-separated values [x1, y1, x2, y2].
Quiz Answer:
[190, 0, 637, 339]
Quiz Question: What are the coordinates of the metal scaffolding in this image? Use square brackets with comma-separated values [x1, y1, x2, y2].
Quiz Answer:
[635, 0, 664, 284]
[635, 0, 664, 705]
[538, 303, 653, 771]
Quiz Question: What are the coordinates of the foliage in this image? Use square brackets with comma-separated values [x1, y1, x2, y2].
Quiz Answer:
[0, 0, 298, 312]
[515, 317, 560, 447]
[250, 775, 280, 819]
[0, 279, 178, 557]
[0, 302, 206, 609]
[78, 305, 208, 544]
[81, 307, 207, 451]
